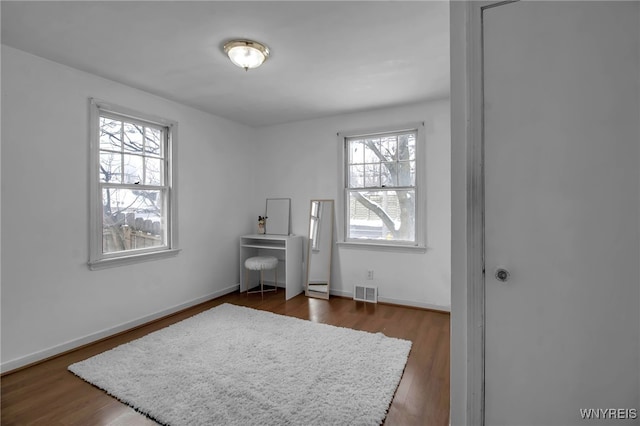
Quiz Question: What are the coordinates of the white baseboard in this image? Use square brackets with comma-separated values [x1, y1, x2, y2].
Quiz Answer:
[1, 284, 239, 374]
[330, 288, 450, 313]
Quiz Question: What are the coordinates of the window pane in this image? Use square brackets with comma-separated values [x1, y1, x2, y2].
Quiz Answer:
[102, 188, 165, 254]
[348, 140, 364, 164]
[100, 152, 122, 183]
[380, 136, 397, 161]
[145, 127, 163, 157]
[145, 157, 163, 185]
[381, 162, 396, 187]
[397, 161, 416, 186]
[348, 189, 415, 242]
[100, 117, 122, 151]
[123, 154, 144, 184]
[398, 133, 416, 161]
[363, 138, 380, 163]
[349, 164, 364, 188]
[364, 163, 380, 187]
[123, 122, 144, 154]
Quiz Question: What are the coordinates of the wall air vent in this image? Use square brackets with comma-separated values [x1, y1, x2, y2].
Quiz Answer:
[354, 285, 378, 303]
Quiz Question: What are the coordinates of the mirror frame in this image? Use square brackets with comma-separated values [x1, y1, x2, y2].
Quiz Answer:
[305, 199, 334, 300]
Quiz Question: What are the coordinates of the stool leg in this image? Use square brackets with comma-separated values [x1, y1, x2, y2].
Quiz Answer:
[274, 267, 278, 294]
[260, 269, 264, 300]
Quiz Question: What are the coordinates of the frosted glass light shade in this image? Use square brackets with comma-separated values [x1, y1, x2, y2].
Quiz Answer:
[224, 40, 270, 70]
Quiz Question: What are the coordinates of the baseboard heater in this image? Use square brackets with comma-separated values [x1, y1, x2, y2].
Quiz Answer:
[354, 285, 378, 303]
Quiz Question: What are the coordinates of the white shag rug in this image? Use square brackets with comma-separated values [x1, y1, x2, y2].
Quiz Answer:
[68, 303, 412, 426]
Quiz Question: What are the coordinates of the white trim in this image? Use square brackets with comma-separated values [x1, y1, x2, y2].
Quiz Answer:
[329, 288, 450, 313]
[89, 99, 101, 265]
[96, 101, 175, 128]
[378, 296, 449, 313]
[465, 2, 520, 425]
[467, 2, 486, 425]
[337, 241, 426, 253]
[0, 285, 239, 374]
[88, 247, 181, 270]
[338, 126, 421, 140]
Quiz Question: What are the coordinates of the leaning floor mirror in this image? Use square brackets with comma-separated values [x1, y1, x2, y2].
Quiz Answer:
[305, 199, 334, 300]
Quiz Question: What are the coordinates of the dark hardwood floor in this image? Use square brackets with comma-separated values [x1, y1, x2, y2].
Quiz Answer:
[1, 291, 450, 425]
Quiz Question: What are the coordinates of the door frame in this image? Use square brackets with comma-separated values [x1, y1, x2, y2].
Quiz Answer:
[464, 1, 518, 425]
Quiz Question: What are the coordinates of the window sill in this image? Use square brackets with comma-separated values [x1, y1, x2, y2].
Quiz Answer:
[88, 248, 181, 270]
[337, 241, 427, 253]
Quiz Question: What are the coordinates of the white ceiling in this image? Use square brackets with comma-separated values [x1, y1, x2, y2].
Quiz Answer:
[1, 1, 450, 127]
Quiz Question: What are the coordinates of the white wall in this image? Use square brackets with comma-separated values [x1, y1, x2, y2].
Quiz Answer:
[0, 46, 257, 371]
[252, 100, 451, 311]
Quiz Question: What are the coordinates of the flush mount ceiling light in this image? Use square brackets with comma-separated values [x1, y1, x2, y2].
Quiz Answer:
[223, 39, 270, 71]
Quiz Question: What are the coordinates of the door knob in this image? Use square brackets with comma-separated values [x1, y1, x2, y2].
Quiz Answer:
[495, 268, 510, 282]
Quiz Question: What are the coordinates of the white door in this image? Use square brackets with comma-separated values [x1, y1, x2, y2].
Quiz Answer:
[483, 2, 639, 425]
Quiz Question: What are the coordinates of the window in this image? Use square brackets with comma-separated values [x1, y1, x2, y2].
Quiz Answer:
[89, 100, 179, 269]
[342, 125, 424, 248]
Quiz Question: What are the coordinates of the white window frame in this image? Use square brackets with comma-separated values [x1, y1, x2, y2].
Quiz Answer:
[88, 99, 180, 270]
[337, 123, 426, 251]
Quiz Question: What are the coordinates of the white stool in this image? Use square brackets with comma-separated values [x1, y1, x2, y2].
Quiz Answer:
[244, 256, 278, 299]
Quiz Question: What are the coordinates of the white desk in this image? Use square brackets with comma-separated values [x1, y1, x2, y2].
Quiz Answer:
[240, 234, 303, 300]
